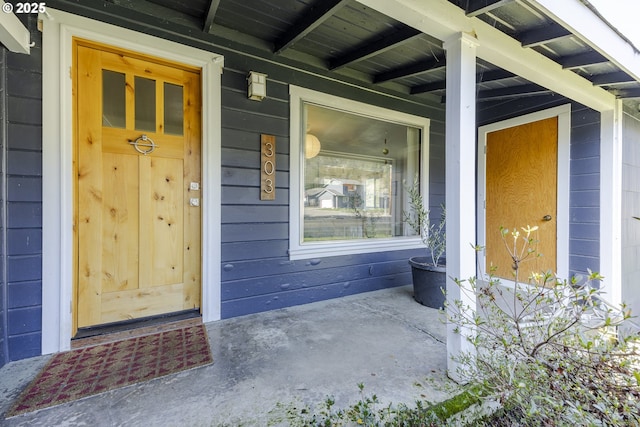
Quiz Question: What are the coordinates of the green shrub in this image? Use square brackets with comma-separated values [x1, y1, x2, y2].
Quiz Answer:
[449, 226, 640, 426]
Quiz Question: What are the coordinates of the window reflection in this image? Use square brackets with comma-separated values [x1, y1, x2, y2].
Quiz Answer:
[302, 104, 421, 242]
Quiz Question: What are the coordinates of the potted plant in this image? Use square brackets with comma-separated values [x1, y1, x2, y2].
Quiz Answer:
[403, 176, 446, 308]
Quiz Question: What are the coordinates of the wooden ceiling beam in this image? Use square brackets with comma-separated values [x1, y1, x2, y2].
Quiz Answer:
[477, 69, 516, 83]
[591, 71, 635, 86]
[203, 0, 220, 33]
[411, 80, 445, 94]
[560, 51, 609, 70]
[441, 83, 551, 101]
[274, 0, 349, 54]
[374, 57, 445, 83]
[476, 84, 551, 100]
[465, 0, 514, 17]
[411, 69, 516, 95]
[518, 23, 571, 48]
[616, 88, 640, 98]
[329, 26, 422, 70]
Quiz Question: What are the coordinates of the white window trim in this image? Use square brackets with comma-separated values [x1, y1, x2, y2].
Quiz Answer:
[477, 104, 572, 288]
[288, 85, 430, 260]
[40, 9, 223, 354]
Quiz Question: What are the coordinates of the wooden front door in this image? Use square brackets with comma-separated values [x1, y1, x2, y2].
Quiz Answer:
[74, 40, 202, 330]
[485, 117, 558, 282]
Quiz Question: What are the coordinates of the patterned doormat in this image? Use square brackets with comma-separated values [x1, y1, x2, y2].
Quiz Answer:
[6, 324, 213, 418]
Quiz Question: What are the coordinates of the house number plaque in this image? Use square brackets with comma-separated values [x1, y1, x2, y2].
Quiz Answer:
[260, 134, 276, 200]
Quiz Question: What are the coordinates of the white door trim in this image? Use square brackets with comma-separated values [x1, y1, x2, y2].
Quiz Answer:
[40, 9, 223, 354]
[477, 104, 571, 285]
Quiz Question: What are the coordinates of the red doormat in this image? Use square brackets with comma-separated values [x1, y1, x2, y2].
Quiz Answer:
[6, 324, 213, 418]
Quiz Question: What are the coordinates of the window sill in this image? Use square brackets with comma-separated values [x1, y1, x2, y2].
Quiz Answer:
[288, 237, 424, 260]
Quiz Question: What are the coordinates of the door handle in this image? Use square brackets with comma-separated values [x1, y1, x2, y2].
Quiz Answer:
[129, 134, 157, 155]
[542, 215, 552, 221]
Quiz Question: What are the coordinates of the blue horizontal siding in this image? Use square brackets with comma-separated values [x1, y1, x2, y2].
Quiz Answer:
[7, 306, 41, 335]
[222, 204, 289, 223]
[569, 104, 600, 275]
[8, 177, 42, 202]
[222, 127, 290, 153]
[7, 69, 41, 99]
[7, 151, 42, 176]
[7, 255, 41, 282]
[570, 207, 598, 223]
[569, 239, 599, 258]
[222, 249, 419, 281]
[7, 229, 42, 255]
[223, 167, 289, 188]
[222, 241, 290, 262]
[7, 123, 41, 150]
[2, 17, 43, 364]
[7, 203, 42, 228]
[221, 186, 290, 205]
[223, 259, 412, 301]
[0, 47, 5, 367]
[7, 281, 41, 308]
[218, 66, 439, 318]
[8, 332, 40, 361]
[7, 96, 41, 125]
[222, 223, 289, 242]
[222, 272, 412, 318]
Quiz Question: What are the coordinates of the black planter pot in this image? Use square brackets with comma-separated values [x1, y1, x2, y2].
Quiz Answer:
[409, 256, 446, 309]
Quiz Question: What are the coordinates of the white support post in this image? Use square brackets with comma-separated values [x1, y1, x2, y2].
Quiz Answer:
[600, 101, 623, 307]
[444, 32, 478, 382]
[0, 2, 30, 54]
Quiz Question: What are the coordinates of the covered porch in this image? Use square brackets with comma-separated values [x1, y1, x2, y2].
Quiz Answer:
[0, 0, 637, 376]
[1, 286, 451, 424]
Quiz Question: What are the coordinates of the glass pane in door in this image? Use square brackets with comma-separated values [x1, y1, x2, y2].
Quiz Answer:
[135, 76, 156, 132]
[102, 70, 125, 128]
[164, 83, 183, 135]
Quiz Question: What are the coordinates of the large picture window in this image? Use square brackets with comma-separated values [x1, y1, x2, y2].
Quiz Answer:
[289, 86, 430, 259]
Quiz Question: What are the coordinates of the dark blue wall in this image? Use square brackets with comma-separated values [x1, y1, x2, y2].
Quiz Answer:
[218, 62, 445, 317]
[478, 96, 601, 278]
[0, 44, 6, 368]
[0, 16, 42, 367]
[568, 105, 601, 276]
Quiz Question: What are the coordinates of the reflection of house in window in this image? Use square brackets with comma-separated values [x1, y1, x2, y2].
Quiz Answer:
[306, 180, 347, 208]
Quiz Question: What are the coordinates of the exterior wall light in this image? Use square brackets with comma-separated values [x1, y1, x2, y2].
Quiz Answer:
[248, 71, 267, 101]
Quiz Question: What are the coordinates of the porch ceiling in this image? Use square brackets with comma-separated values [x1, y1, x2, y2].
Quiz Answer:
[46, 0, 640, 109]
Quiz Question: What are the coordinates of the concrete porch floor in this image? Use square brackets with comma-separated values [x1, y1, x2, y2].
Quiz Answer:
[0, 286, 453, 426]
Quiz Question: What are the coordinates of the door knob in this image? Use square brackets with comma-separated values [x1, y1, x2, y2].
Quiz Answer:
[542, 215, 552, 221]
